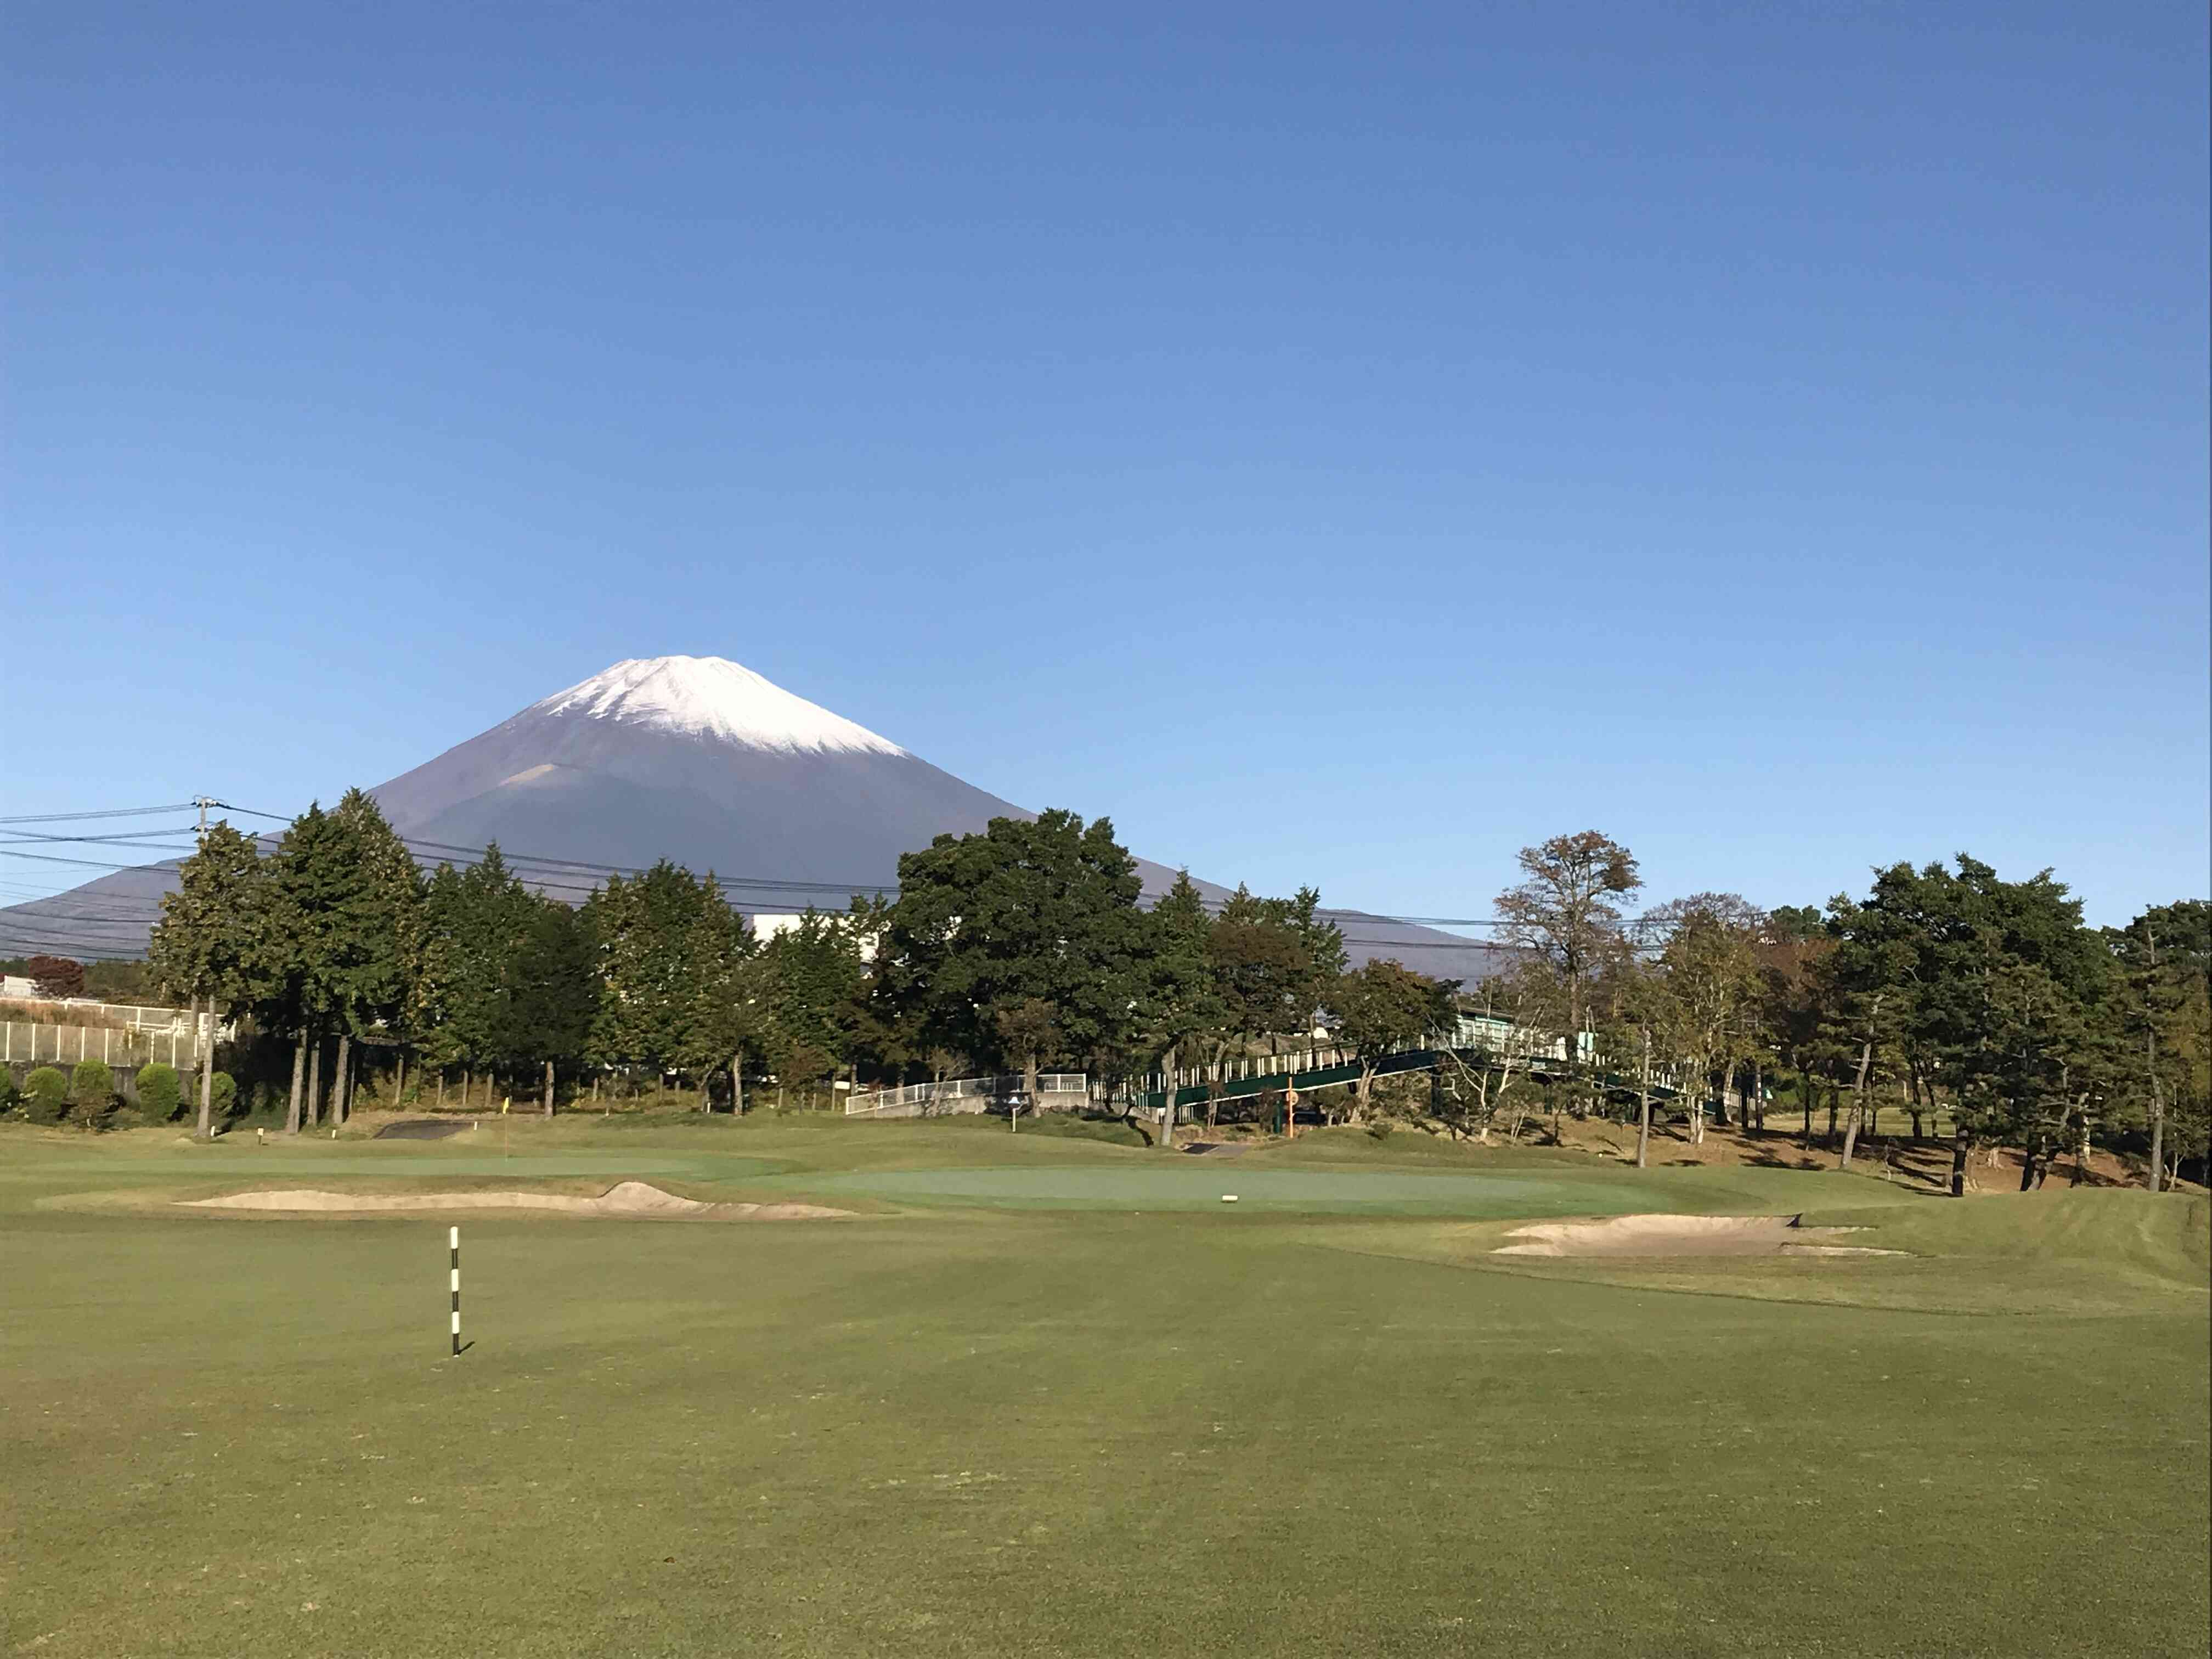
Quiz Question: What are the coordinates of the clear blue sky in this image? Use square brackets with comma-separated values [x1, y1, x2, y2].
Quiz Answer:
[7, 2, 2206, 927]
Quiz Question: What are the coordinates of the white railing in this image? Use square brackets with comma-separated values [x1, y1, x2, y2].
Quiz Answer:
[2, 1020, 206, 1069]
[0, 996, 231, 1037]
[1148, 1045, 1358, 1094]
[845, 1073, 1087, 1118]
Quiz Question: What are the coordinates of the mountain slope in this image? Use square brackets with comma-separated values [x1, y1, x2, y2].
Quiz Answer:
[2, 656, 1497, 979]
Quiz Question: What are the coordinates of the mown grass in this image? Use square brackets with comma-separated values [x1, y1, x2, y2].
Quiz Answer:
[1, 1117, 2204, 1657]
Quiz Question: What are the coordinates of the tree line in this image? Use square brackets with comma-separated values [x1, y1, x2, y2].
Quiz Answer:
[133, 795, 2209, 1190]
[140, 797, 1379, 1137]
[1474, 831, 2209, 1192]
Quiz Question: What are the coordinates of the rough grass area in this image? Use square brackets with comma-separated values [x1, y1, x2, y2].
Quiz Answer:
[1, 1117, 2204, 1658]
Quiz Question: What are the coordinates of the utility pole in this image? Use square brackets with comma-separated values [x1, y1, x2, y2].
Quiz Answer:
[191, 797, 218, 1139]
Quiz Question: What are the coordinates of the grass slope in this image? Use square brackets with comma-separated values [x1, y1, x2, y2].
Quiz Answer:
[1, 1117, 2204, 1658]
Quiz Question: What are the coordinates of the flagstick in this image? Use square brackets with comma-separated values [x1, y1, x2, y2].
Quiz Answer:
[449, 1226, 461, 1357]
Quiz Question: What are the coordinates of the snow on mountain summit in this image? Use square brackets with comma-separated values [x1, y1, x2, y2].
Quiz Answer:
[527, 656, 906, 755]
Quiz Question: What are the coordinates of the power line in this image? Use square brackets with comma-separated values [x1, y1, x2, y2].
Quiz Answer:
[2, 802, 1521, 942]
[0, 825, 204, 848]
[0, 803, 200, 825]
[0, 849, 179, 872]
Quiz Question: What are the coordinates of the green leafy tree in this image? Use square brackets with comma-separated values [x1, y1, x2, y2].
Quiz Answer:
[681, 890, 763, 1110]
[2108, 900, 2212, 1191]
[1829, 856, 2116, 1195]
[1961, 955, 2124, 1188]
[82, 960, 157, 1002]
[834, 896, 910, 1102]
[1644, 894, 1768, 1147]
[880, 810, 1152, 1108]
[416, 847, 539, 1100]
[148, 821, 270, 1138]
[314, 790, 424, 1125]
[1756, 923, 1839, 1142]
[1211, 885, 1346, 1046]
[1768, 905, 1827, 943]
[992, 997, 1060, 1130]
[584, 861, 737, 1085]
[1445, 962, 1564, 1147]
[1587, 953, 1673, 1166]
[501, 895, 600, 1114]
[1130, 872, 1228, 1144]
[259, 804, 343, 1131]
[1330, 960, 1451, 1122]
[1197, 884, 1347, 1127]
[746, 910, 868, 1107]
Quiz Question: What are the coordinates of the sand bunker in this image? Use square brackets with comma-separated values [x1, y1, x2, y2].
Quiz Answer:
[375, 1119, 472, 1141]
[1494, 1213, 1904, 1258]
[180, 1180, 849, 1220]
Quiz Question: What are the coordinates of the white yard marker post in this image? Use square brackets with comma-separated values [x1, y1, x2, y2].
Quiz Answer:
[449, 1227, 462, 1357]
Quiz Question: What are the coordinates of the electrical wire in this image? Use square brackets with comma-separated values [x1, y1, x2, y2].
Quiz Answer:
[2, 801, 1519, 959]
[0, 803, 200, 824]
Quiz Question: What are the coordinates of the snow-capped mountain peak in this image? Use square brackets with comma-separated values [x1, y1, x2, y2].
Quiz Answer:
[526, 656, 906, 755]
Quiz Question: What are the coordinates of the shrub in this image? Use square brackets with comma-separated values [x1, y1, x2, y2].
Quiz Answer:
[211, 1072, 237, 1119]
[70, 1059, 116, 1128]
[137, 1062, 183, 1121]
[71, 1058, 115, 1106]
[23, 1066, 69, 1123]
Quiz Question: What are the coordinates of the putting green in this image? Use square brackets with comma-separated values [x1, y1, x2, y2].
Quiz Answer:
[772, 1163, 1797, 1215]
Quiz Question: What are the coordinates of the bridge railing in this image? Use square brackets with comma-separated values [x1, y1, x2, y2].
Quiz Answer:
[845, 1073, 1087, 1118]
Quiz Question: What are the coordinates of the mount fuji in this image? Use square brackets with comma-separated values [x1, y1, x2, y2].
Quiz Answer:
[3, 656, 1492, 978]
[371, 655, 1055, 905]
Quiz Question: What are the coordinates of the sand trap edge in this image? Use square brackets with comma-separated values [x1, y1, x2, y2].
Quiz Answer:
[1493, 1212, 1908, 1259]
[177, 1180, 850, 1220]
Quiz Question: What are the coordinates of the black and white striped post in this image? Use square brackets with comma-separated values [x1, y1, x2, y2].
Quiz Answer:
[448, 1226, 461, 1356]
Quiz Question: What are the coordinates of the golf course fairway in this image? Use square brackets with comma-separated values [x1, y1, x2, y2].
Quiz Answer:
[3, 1114, 2204, 1657]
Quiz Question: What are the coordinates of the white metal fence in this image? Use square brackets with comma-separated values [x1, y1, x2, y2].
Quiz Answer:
[2, 1020, 206, 1069]
[0, 995, 232, 1036]
[845, 1073, 1088, 1118]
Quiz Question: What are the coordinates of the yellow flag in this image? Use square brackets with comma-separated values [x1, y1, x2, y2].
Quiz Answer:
[501, 1096, 510, 1115]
